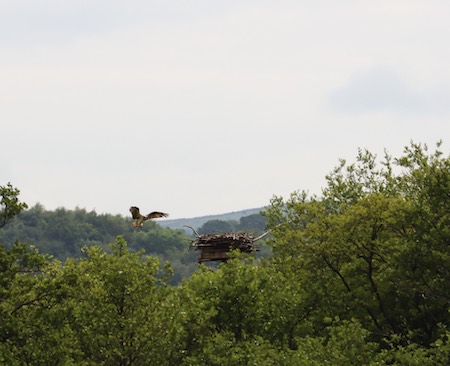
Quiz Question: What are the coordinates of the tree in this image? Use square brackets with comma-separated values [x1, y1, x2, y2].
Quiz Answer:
[0, 183, 28, 228]
[0, 236, 187, 365]
[1, 144, 449, 364]
[0, 242, 65, 365]
[179, 254, 313, 360]
[264, 142, 450, 346]
[198, 219, 237, 234]
[0, 205, 196, 284]
[61, 236, 185, 365]
[238, 213, 268, 233]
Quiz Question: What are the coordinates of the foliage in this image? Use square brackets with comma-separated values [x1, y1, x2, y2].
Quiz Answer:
[1, 237, 186, 365]
[61, 237, 185, 365]
[198, 219, 238, 234]
[264, 142, 450, 347]
[0, 205, 271, 284]
[0, 205, 197, 284]
[197, 214, 268, 235]
[0, 242, 65, 365]
[0, 182, 28, 228]
[1, 141, 449, 364]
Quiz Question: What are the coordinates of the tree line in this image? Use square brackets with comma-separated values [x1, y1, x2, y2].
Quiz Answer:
[0, 202, 269, 284]
[0, 141, 449, 365]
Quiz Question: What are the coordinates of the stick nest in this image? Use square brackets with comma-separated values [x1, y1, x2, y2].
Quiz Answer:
[190, 232, 258, 253]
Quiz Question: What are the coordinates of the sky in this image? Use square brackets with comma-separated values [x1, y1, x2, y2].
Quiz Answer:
[2, 0, 450, 219]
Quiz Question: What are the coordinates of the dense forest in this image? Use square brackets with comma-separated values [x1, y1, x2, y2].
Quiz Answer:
[0, 203, 269, 284]
[1, 141, 449, 365]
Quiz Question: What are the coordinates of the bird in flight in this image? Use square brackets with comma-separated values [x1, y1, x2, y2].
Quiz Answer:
[129, 206, 169, 228]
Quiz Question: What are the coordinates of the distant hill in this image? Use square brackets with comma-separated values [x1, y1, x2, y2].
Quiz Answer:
[159, 207, 264, 232]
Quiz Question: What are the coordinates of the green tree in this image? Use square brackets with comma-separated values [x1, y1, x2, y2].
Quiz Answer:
[238, 213, 267, 233]
[0, 243, 70, 365]
[0, 182, 28, 228]
[264, 142, 450, 346]
[198, 219, 237, 234]
[0, 205, 196, 284]
[62, 236, 185, 365]
[291, 319, 379, 366]
[0, 236, 188, 365]
[179, 254, 312, 358]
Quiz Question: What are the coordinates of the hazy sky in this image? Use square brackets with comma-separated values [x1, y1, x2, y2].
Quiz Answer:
[2, 1, 449, 219]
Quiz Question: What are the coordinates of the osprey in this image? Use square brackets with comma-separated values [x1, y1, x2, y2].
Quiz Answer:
[129, 206, 168, 228]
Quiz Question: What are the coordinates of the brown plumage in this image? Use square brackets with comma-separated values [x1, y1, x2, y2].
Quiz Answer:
[129, 206, 168, 228]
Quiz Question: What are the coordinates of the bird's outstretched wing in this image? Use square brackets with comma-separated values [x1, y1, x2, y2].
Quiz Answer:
[145, 211, 169, 220]
[130, 207, 168, 228]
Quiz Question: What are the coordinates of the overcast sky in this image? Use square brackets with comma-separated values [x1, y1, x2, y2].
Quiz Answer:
[2, 0, 449, 219]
